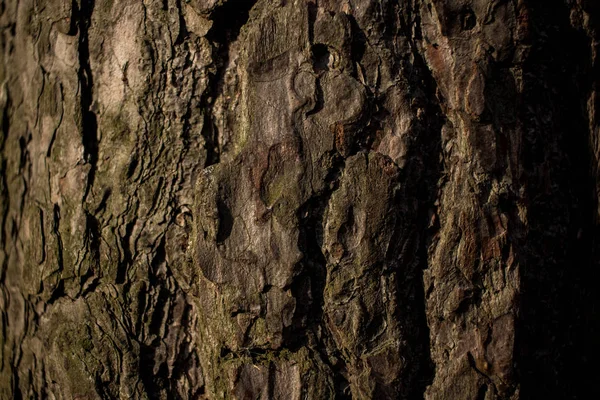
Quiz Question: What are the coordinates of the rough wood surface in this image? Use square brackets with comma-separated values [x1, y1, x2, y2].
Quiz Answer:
[1, 0, 599, 398]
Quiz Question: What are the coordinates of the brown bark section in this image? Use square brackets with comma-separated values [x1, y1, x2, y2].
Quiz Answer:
[0, 0, 598, 399]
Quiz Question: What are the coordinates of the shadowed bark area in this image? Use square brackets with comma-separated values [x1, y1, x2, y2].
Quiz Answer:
[0, 0, 599, 399]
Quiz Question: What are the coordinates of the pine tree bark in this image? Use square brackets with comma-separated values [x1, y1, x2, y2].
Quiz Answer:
[1, 0, 599, 398]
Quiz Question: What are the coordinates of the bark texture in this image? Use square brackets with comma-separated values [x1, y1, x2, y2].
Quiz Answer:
[1, 0, 599, 398]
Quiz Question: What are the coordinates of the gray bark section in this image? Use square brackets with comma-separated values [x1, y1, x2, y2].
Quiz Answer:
[0, 0, 599, 398]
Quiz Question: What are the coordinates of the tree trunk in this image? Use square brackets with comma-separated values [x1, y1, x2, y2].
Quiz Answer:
[1, 0, 599, 398]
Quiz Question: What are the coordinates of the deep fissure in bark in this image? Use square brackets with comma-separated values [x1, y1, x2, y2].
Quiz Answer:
[140, 237, 178, 397]
[47, 204, 65, 304]
[517, 2, 600, 398]
[201, 0, 258, 167]
[76, 0, 98, 194]
[290, 152, 351, 398]
[394, 3, 441, 395]
[115, 219, 135, 284]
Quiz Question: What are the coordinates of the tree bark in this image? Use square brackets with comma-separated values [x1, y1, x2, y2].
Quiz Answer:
[1, 0, 599, 398]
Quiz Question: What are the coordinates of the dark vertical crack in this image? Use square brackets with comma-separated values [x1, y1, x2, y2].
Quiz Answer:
[47, 204, 65, 304]
[169, 303, 195, 381]
[79, 211, 101, 297]
[310, 44, 330, 74]
[516, 2, 600, 398]
[307, 1, 317, 44]
[306, 2, 325, 119]
[52, 204, 64, 275]
[267, 362, 276, 399]
[200, 113, 219, 167]
[75, 0, 98, 196]
[390, 1, 442, 396]
[288, 156, 350, 397]
[346, 14, 368, 81]
[174, 0, 188, 46]
[292, 168, 350, 393]
[116, 219, 136, 284]
[46, 83, 64, 158]
[12, 367, 22, 400]
[139, 341, 163, 400]
[476, 383, 489, 400]
[201, 0, 257, 167]
[215, 198, 233, 243]
[0, 93, 10, 284]
[38, 207, 46, 265]
[139, 237, 193, 398]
